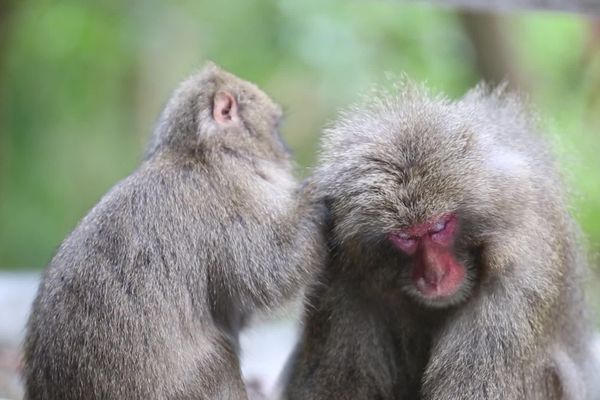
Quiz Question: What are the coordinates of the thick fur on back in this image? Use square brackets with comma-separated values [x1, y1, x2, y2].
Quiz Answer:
[279, 82, 596, 400]
[23, 64, 324, 400]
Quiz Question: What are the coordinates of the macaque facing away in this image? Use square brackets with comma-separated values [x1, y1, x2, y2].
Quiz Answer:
[279, 83, 599, 400]
[23, 63, 324, 400]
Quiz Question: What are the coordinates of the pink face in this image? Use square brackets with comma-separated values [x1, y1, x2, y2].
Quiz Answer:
[388, 214, 465, 301]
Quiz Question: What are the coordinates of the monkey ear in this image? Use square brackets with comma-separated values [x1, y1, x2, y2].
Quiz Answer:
[212, 90, 239, 125]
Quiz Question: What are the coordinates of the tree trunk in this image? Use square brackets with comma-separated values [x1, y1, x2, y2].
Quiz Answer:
[459, 11, 526, 89]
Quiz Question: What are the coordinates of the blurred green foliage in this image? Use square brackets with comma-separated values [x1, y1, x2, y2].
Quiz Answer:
[0, 0, 599, 269]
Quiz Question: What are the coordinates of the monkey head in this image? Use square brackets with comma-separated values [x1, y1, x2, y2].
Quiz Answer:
[145, 62, 290, 167]
[316, 84, 536, 308]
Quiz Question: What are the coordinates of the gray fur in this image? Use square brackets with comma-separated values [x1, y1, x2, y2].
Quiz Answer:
[279, 81, 597, 400]
[22, 63, 324, 400]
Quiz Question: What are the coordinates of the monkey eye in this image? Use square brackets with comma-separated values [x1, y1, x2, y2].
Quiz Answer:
[397, 232, 415, 241]
[428, 214, 457, 245]
[429, 220, 448, 235]
[389, 232, 418, 254]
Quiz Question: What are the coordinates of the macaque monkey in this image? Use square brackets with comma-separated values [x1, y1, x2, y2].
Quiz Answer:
[23, 63, 323, 400]
[279, 83, 599, 400]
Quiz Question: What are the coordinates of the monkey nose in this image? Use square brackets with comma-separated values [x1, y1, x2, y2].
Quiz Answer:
[422, 263, 448, 287]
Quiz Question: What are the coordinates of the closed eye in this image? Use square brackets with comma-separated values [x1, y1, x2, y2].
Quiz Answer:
[429, 220, 447, 234]
[389, 232, 418, 254]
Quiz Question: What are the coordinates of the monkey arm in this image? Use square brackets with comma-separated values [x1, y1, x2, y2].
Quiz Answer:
[223, 217, 323, 313]
[219, 185, 326, 312]
[421, 274, 556, 400]
[278, 282, 396, 400]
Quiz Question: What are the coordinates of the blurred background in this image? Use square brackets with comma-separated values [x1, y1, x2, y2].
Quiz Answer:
[0, 0, 599, 398]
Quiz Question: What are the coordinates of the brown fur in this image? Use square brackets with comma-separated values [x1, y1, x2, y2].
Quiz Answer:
[279, 82, 597, 400]
[22, 63, 324, 400]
